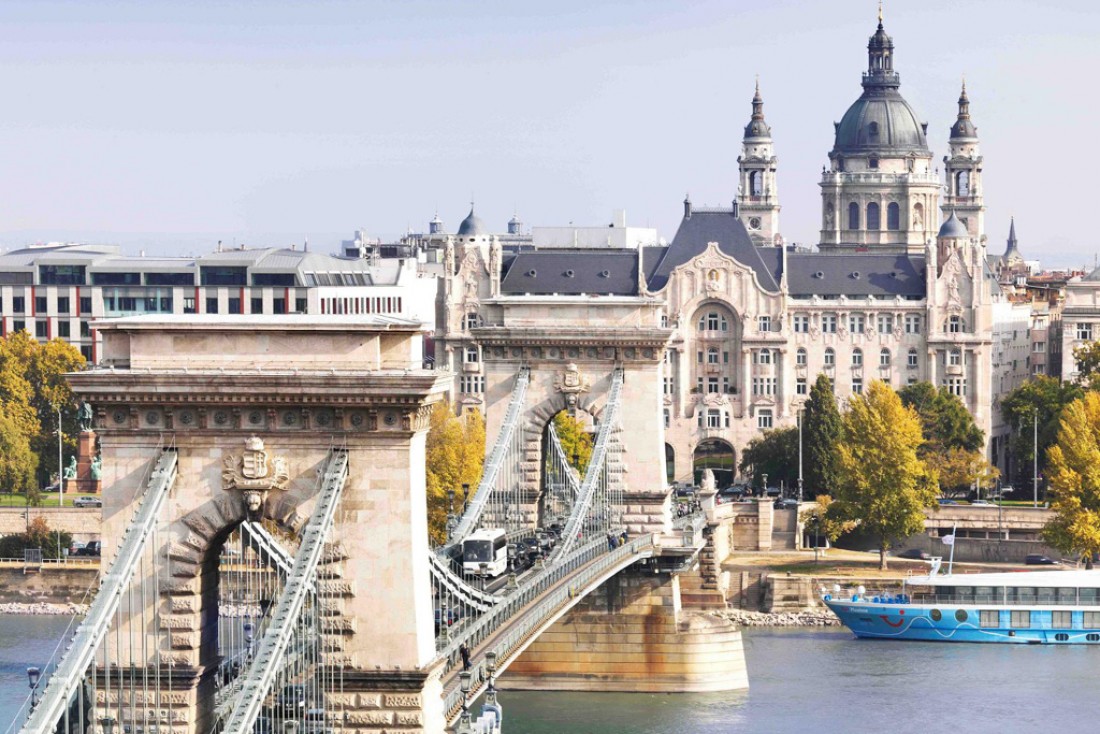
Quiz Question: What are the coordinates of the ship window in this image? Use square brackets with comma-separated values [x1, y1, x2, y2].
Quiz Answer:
[1055, 633, 1069, 642]
[1058, 588, 1076, 605]
[974, 587, 995, 604]
[1010, 587, 1037, 605]
[954, 609, 968, 623]
[1052, 611, 1073, 629]
[1089, 633, 1100, 642]
[1010, 610, 1031, 628]
[1080, 589, 1098, 606]
[930, 608, 942, 622]
[980, 610, 1000, 628]
[1084, 611, 1100, 627]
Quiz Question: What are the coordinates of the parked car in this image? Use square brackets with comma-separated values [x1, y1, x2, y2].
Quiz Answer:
[69, 541, 86, 555]
[773, 498, 799, 510]
[896, 548, 931, 560]
[73, 496, 102, 508]
[1025, 554, 1059, 566]
[674, 485, 698, 498]
[937, 498, 959, 505]
[970, 499, 993, 506]
[75, 541, 101, 557]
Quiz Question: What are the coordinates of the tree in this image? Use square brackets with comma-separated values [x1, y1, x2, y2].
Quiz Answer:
[425, 404, 485, 544]
[923, 446, 999, 498]
[1042, 392, 1100, 560]
[832, 381, 938, 570]
[802, 374, 842, 496]
[0, 516, 71, 560]
[1072, 340, 1100, 390]
[998, 376, 1085, 488]
[551, 412, 593, 477]
[739, 427, 798, 491]
[897, 381, 983, 454]
[799, 495, 856, 549]
[0, 410, 38, 499]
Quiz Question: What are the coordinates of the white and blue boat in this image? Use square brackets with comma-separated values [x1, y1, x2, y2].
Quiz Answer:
[823, 559, 1100, 644]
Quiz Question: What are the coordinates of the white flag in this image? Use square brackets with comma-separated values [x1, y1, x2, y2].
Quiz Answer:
[942, 534, 955, 546]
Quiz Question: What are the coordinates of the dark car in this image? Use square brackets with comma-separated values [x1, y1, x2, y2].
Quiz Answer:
[76, 541, 101, 557]
[1025, 554, 1059, 566]
[937, 498, 959, 505]
[896, 548, 931, 560]
[674, 485, 698, 498]
[773, 498, 799, 510]
[276, 684, 307, 714]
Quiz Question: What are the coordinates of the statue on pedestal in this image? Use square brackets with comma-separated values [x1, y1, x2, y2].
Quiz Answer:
[91, 455, 102, 481]
[63, 456, 78, 480]
[78, 401, 94, 433]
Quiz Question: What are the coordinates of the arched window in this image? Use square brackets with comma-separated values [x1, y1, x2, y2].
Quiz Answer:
[848, 202, 860, 230]
[887, 202, 900, 230]
[749, 171, 763, 196]
[796, 347, 807, 366]
[707, 347, 719, 364]
[867, 202, 881, 230]
[868, 121, 880, 144]
[756, 349, 773, 365]
[852, 348, 863, 367]
[464, 345, 479, 363]
[956, 171, 970, 196]
[907, 348, 918, 368]
[948, 315, 964, 334]
[824, 348, 835, 367]
[880, 348, 891, 367]
[465, 312, 481, 330]
[949, 349, 962, 366]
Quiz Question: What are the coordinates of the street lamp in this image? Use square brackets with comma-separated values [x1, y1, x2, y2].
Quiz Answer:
[456, 670, 473, 733]
[27, 666, 41, 710]
[462, 483, 470, 513]
[1033, 408, 1039, 508]
[797, 407, 804, 503]
[98, 717, 116, 734]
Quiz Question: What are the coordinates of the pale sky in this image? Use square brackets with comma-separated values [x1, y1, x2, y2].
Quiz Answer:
[0, 0, 1097, 266]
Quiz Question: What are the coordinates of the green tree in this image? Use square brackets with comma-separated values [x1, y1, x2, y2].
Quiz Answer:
[0, 516, 72, 560]
[552, 412, 593, 477]
[1072, 340, 1100, 390]
[897, 381, 984, 454]
[923, 446, 999, 498]
[425, 404, 485, 544]
[0, 410, 38, 499]
[998, 376, 1085, 487]
[739, 427, 798, 491]
[800, 495, 857, 549]
[802, 374, 842, 497]
[1042, 392, 1100, 560]
[833, 381, 938, 570]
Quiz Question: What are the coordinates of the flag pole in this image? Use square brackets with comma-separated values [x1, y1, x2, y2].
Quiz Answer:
[947, 523, 957, 576]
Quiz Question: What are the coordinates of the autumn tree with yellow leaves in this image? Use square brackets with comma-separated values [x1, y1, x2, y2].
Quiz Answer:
[425, 403, 485, 544]
[1042, 392, 1100, 561]
[832, 381, 938, 570]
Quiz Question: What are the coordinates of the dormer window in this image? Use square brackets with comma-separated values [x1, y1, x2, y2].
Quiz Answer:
[868, 121, 880, 144]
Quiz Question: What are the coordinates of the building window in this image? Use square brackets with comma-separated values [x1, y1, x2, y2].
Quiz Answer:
[57, 297, 70, 314]
[907, 349, 918, 368]
[755, 349, 773, 365]
[183, 297, 196, 314]
[708, 377, 720, 394]
[663, 377, 674, 395]
[700, 312, 728, 332]
[849, 313, 865, 334]
[35, 296, 48, 313]
[13, 320, 24, 332]
[57, 321, 70, 338]
[945, 377, 967, 397]
[880, 348, 891, 367]
[905, 313, 920, 334]
[465, 346, 479, 363]
[460, 375, 485, 394]
[852, 377, 863, 395]
[78, 345, 92, 362]
[887, 202, 900, 230]
[707, 347, 720, 365]
[866, 202, 880, 230]
[752, 377, 776, 396]
[822, 314, 837, 333]
[949, 349, 962, 366]
[706, 409, 722, 429]
[796, 378, 807, 396]
[793, 314, 809, 333]
[758, 315, 771, 333]
[948, 315, 964, 333]
[295, 298, 308, 313]
[465, 312, 481, 330]
[852, 348, 863, 367]
[824, 348, 835, 367]
[251, 297, 264, 314]
[35, 321, 48, 338]
[205, 297, 219, 314]
[1077, 323, 1094, 340]
[1033, 342, 1046, 353]
[663, 408, 670, 428]
[867, 121, 880, 143]
[758, 409, 773, 430]
[848, 202, 860, 230]
[878, 313, 893, 334]
[80, 321, 90, 337]
[12, 297, 25, 313]
[228, 298, 242, 314]
[796, 347, 807, 366]
[273, 297, 286, 314]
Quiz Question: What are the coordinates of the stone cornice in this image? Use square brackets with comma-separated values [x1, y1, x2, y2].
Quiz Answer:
[470, 326, 673, 350]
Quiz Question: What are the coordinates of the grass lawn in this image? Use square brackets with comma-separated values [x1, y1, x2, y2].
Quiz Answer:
[0, 493, 89, 508]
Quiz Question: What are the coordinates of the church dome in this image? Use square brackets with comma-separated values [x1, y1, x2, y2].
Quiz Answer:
[457, 207, 487, 237]
[938, 211, 968, 239]
[832, 15, 929, 156]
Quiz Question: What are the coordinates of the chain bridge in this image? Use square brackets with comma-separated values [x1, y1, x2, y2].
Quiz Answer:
[13, 315, 743, 734]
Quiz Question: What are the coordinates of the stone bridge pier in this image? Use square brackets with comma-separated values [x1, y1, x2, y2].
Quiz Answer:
[70, 316, 453, 733]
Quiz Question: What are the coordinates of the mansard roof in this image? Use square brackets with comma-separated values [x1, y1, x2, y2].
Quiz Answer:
[647, 209, 779, 292]
[786, 253, 926, 298]
[500, 249, 639, 296]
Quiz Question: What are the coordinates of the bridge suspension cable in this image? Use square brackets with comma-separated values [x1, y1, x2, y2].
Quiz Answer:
[219, 448, 349, 734]
[19, 448, 179, 734]
[447, 367, 529, 547]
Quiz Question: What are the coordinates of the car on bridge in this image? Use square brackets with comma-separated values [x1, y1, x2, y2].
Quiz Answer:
[75, 541, 101, 557]
[73, 496, 102, 508]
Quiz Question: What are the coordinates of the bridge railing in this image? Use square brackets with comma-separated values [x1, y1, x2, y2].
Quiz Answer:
[441, 533, 657, 720]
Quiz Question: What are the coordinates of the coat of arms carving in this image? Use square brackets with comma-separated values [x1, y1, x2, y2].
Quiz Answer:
[554, 363, 591, 410]
[223, 436, 290, 515]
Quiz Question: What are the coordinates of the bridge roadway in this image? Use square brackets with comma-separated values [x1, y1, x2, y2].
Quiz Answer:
[438, 532, 667, 724]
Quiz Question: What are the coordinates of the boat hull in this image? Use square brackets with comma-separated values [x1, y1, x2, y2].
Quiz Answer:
[823, 599, 1100, 644]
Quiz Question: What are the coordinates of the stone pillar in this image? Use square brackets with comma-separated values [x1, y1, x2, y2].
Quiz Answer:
[740, 350, 752, 417]
[504, 568, 748, 692]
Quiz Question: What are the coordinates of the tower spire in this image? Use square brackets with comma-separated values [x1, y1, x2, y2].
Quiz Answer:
[950, 79, 977, 139]
[878, 0, 883, 27]
[743, 80, 771, 139]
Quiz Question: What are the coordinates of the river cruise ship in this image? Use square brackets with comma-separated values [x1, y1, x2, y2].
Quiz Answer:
[823, 562, 1100, 643]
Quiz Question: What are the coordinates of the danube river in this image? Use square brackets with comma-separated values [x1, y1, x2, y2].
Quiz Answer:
[3, 616, 1099, 733]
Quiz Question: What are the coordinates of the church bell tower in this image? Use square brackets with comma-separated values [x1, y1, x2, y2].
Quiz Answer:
[942, 81, 985, 243]
[737, 81, 781, 246]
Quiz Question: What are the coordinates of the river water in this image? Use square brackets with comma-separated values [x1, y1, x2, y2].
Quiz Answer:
[3, 616, 1098, 733]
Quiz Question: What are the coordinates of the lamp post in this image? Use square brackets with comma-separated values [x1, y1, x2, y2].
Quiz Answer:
[1032, 409, 1039, 508]
[462, 483, 470, 513]
[446, 488, 457, 541]
[797, 407, 804, 503]
[98, 717, 116, 734]
[27, 666, 40, 712]
[456, 670, 473, 733]
[761, 473, 768, 499]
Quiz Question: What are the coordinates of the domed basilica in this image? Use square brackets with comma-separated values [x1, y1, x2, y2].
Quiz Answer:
[438, 12, 1030, 487]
